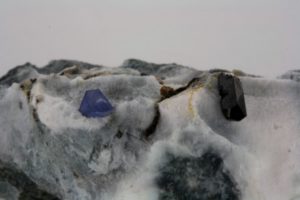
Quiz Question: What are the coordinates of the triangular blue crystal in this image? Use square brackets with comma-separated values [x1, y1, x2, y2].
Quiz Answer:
[79, 89, 114, 118]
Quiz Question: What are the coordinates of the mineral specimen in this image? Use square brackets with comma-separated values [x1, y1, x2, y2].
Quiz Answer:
[0, 59, 299, 200]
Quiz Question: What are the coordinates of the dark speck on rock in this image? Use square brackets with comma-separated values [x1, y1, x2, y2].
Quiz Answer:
[19, 101, 23, 110]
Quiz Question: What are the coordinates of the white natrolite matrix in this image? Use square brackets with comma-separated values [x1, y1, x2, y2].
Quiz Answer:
[0, 59, 299, 200]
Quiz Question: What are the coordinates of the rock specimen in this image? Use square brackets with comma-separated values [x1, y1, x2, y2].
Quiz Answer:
[218, 73, 247, 121]
[0, 59, 300, 200]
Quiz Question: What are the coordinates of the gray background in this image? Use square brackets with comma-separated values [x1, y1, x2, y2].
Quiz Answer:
[0, 0, 299, 77]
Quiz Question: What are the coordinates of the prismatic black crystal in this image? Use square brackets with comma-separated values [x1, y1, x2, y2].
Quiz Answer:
[218, 73, 247, 121]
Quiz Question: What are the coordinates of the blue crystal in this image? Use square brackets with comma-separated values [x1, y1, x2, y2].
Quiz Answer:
[79, 89, 114, 118]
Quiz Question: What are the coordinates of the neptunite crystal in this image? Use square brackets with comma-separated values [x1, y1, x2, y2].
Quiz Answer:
[79, 89, 113, 118]
[218, 73, 247, 121]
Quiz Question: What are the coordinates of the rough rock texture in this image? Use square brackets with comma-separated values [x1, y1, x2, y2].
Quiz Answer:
[122, 59, 202, 87]
[0, 160, 60, 200]
[0, 59, 300, 200]
[279, 70, 300, 82]
[156, 152, 240, 200]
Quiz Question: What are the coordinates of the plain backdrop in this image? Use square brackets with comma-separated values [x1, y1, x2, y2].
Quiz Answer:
[0, 0, 299, 77]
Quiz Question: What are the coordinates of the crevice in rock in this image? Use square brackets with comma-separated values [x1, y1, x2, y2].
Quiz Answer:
[143, 105, 161, 139]
[159, 77, 205, 101]
[82, 71, 112, 80]
[146, 77, 206, 139]
[58, 65, 80, 77]
[19, 78, 47, 131]
[20, 78, 37, 102]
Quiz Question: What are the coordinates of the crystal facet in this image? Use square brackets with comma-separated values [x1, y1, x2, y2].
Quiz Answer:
[218, 73, 247, 121]
[79, 89, 113, 118]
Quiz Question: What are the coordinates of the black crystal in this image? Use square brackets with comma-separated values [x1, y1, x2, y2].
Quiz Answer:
[218, 73, 247, 121]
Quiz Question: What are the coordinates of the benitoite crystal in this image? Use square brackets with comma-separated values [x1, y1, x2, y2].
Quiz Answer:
[79, 89, 114, 118]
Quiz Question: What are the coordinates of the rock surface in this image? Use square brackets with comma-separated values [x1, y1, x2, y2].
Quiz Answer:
[156, 152, 240, 200]
[0, 59, 300, 200]
[279, 70, 300, 82]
